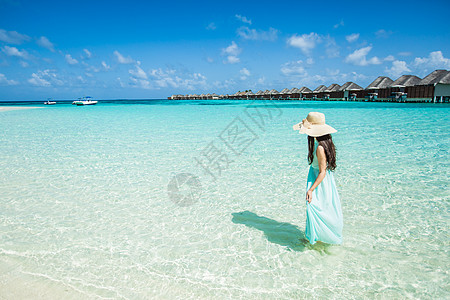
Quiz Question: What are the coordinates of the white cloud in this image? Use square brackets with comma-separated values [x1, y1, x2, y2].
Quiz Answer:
[114, 50, 134, 64]
[117, 77, 126, 88]
[385, 60, 411, 78]
[2, 45, 29, 58]
[237, 26, 278, 41]
[0, 29, 30, 44]
[19, 61, 29, 67]
[375, 29, 392, 38]
[384, 55, 395, 61]
[101, 61, 110, 70]
[326, 69, 340, 76]
[306, 57, 314, 64]
[28, 73, 50, 86]
[345, 46, 381, 66]
[125, 68, 208, 90]
[213, 78, 236, 90]
[206, 22, 216, 30]
[65, 54, 78, 65]
[324, 68, 366, 83]
[37, 36, 55, 52]
[0, 73, 18, 85]
[222, 41, 240, 56]
[28, 69, 63, 87]
[398, 51, 412, 57]
[240, 67, 250, 80]
[324, 35, 339, 58]
[129, 64, 147, 79]
[281, 60, 307, 76]
[130, 77, 152, 89]
[226, 56, 240, 64]
[235, 14, 252, 25]
[77, 75, 86, 83]
[83, 62, 100, 72]
[83, 48, 92, 58]
[287, 32, 320, 55]
[413, 51, 450, 69]
[222, 41, 241, 64]
[147, 68, 207, 90]
[334, 20, 344, 29]
[206, 57, 214, 63]
[345, 33, 359, 43]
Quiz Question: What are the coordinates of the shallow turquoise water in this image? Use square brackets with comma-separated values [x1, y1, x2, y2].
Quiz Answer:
[0, 100, 449, 298]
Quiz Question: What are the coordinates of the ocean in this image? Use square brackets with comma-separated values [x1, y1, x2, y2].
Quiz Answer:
[0, 100, 448, 299]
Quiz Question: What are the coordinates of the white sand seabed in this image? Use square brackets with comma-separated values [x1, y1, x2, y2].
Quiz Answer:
[0, 106, 41, 112]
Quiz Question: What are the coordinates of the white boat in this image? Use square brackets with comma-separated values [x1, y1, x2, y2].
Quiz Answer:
[44, 98, 56, 105]
[72, 96, 98, 106]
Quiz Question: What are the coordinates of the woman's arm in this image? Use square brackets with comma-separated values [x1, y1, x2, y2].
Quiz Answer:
[306, 145, 327, 203]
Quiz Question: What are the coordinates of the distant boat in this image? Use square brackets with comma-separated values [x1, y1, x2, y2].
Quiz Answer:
[72, 96, 98, 106]
[44, 98, 56, 105]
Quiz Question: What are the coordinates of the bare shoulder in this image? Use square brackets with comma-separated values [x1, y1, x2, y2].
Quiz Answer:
[316, 145, 325, 154]
[316, 145, 326, 160]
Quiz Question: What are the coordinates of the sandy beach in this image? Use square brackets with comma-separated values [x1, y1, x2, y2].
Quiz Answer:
[0, 106, 41, 112]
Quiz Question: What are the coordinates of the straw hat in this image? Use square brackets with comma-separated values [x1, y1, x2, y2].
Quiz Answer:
[293, 112, 337, 137]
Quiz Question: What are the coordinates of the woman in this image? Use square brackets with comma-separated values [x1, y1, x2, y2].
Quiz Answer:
[293, 112, 343, 245]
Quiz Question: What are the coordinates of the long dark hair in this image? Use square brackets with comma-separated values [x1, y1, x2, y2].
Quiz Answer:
[308, 134, 337, 171]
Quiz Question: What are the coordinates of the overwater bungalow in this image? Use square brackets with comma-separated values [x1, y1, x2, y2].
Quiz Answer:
[366, 76, 394, 100]
[299, 86, 312, 99]
[339, 82, 364, 100]
[412, 69, 450, 102]
[388, 75, 422, 101]
[245, 91, 255, 100]
[279, 88, 290, 99]
[255, 90, 265, 99]
[289, 87, 300, 99]
[311, 85, 327, 100]
[313, 85, 327, 92]
[323, 84, 341, 100]
[269, 89, 279, 100]
[167, 69, 449, 103]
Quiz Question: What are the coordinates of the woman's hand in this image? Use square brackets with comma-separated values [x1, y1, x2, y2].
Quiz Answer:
[306, 190, 313, 203]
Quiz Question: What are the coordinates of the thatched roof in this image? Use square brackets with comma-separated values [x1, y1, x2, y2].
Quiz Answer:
[280, 88, 290, 94]
[391, 75, 422, 87]
[366, 76, 394, 89]
[299, 86, 312, 93]
[270, 89, 279, 94]
[313, 85, 327, 92]
[263, 90, 271, 95]
[246, 91, 254, 95]
[256, 90, 264, 95]
[439, 72, 450, 84]
[418, 69, 450, 85]
[339, 82, 363, 91]
[325, 84, 340, 92]
[289, 87, 298, 93]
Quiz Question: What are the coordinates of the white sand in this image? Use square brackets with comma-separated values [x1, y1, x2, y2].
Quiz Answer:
[0, 106, 41, 112]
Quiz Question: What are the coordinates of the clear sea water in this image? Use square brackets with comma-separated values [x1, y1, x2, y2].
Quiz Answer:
[0, 100, 448, 299]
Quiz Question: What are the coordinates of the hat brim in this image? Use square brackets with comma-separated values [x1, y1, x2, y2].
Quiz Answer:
[293, 123, 337, 137]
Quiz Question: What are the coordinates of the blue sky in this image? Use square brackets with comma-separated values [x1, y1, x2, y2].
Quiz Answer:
[0, 0, 449, 100]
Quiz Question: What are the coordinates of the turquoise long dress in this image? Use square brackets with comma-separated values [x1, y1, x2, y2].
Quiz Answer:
[305, 141, 343, 245]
